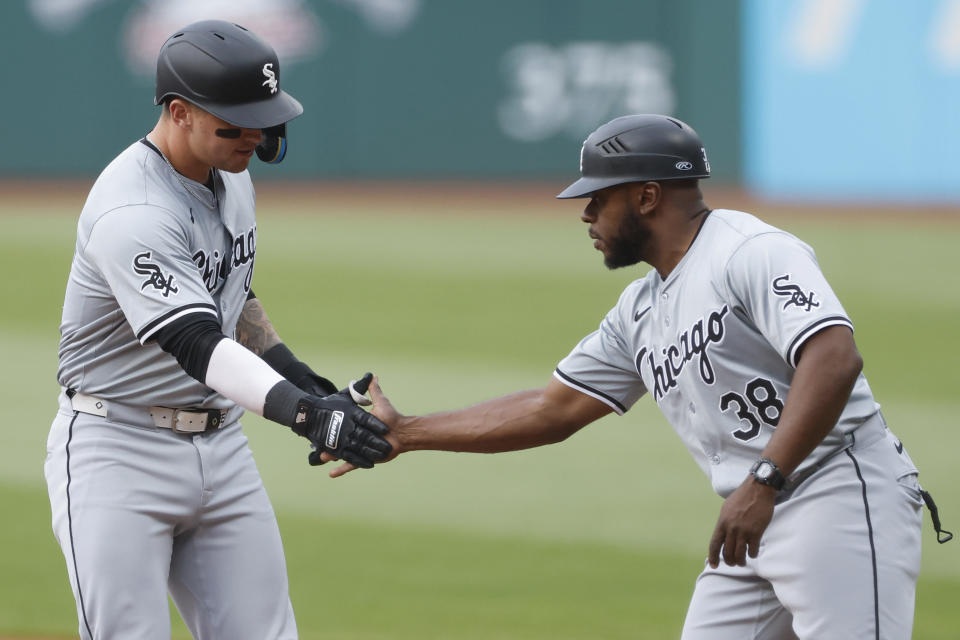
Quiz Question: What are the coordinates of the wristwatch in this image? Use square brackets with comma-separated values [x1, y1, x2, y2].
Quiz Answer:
[750, 458, 786, 491]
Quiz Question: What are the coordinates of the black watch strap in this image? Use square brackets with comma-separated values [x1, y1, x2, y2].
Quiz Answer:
[750, 457, 786, 491]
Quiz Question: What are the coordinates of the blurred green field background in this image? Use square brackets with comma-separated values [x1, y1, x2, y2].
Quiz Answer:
[0, 183, 957, 639]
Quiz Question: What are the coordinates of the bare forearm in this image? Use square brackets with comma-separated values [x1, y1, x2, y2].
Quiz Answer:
[235, 298, 282, 355]
[761, 326, 862, 476]
[396, 380, 611, 454]
[399, 390, 556, 453]
[327, 376, 613, 477]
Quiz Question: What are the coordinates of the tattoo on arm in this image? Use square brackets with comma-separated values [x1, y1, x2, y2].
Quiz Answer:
[235, 298, 282, 355]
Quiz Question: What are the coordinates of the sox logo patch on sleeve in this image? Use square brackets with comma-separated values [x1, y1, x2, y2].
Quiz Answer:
[133, 251, 179, 298]
[771, 274, 819, 311]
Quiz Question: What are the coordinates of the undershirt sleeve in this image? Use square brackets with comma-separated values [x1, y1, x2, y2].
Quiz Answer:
[154, 314, 226, 382]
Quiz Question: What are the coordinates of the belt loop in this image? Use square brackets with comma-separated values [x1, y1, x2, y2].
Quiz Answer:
[70, 392, 109, 418]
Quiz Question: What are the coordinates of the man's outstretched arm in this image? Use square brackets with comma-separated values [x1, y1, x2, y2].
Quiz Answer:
[326, 375, 614, 477]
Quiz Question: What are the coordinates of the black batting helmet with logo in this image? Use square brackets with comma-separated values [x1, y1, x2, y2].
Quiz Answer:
[557, 114, 711, 199]
[155, 20, 302, 163]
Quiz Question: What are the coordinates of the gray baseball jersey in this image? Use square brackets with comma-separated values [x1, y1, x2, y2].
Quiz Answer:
[57, 138, 257, 409]
[46, 137, 297, 639]
[554, 208, 923, 638]
[555, 208, 879, 496]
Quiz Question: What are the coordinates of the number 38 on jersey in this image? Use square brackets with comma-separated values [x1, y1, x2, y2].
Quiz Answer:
[721, 377, 783, 442]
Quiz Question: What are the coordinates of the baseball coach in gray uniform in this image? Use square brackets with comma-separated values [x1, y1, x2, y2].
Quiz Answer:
[44, 20, 391, 640]
[323, 115, 952, 639]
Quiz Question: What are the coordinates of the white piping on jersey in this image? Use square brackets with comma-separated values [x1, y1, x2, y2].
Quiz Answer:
[138, 305, 219, 344]
[786, 316, 853, 367]
[553, 369, 626, 415]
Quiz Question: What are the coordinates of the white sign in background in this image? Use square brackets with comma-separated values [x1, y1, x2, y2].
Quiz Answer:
[498, 41, 675, 143]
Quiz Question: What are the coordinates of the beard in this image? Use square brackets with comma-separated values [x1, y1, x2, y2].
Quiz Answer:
[603, 208, 650, 269]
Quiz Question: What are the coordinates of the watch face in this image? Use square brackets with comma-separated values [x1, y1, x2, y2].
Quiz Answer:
[756, 463, 773, 480]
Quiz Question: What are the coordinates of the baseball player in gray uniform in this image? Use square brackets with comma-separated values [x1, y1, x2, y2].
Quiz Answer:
[323, 115, 952, 638]
[44, 20, 391, 640]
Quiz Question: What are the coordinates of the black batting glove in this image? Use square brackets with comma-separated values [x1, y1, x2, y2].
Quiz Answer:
[261, 343, 338, 396]
[296, 372, 338, 397]
[291, 373, 391, 469]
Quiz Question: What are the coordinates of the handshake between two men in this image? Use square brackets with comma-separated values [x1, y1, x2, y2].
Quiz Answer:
[289, 372, 397, 471]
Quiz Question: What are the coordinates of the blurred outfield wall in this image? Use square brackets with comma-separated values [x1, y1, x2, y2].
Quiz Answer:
[4, 0, 957, 203]
[0, 0, 740, 180]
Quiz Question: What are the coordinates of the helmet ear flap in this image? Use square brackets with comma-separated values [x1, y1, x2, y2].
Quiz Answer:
[256, 123, 287, 164]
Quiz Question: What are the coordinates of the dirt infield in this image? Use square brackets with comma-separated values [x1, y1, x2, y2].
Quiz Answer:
[0, 179, 957, 225]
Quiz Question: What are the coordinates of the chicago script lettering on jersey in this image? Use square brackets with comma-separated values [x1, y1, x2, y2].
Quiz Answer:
[192, 225, 257, 293]
[234, 226, 257, 291]
[132, 251, 179, 297]
[636, 305, 729, 401]
[772, 274, 819, 311]
[192, 249, 228, 293]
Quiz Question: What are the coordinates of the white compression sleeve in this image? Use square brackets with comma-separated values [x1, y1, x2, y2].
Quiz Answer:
[205, 338, 286, 416]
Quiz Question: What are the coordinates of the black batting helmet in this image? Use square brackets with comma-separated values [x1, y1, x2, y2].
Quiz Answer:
[154, 20, 303, 130]
[557, 114, 710, 199]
